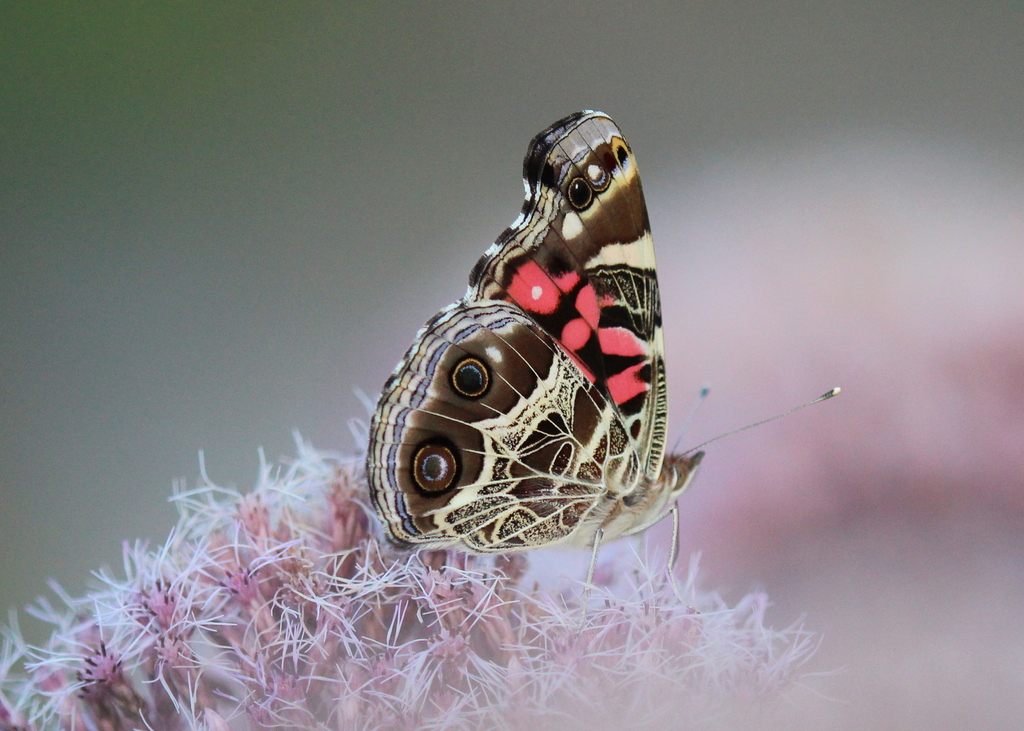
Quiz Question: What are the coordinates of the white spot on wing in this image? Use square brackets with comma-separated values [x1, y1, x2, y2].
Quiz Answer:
[561, 212, 583, 240]
[485, 345, 502, 363]
[531, 285, 543, 300]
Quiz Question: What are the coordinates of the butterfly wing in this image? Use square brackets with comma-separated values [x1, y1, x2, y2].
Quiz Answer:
[467, 111, 668, 482]
[367, 300, 641, 552]
[367, 111, 682, 553]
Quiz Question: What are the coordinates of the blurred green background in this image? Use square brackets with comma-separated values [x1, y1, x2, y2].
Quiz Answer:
[3, 3, 1024, 724]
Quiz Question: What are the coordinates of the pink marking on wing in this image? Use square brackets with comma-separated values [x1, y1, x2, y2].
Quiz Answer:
[506, 260, 560, 315]
[598, 327, 647, 357]
[606, 363, 648, 405]
[575, 284, 600, 327]
[552, 270, 580, 293]
[599, 293, 617, 306]
[561, 317, 592, 352]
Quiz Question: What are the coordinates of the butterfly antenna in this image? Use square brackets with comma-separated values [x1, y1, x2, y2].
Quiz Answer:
[671, 385, 711, 453]
[683, 387, 841, 456]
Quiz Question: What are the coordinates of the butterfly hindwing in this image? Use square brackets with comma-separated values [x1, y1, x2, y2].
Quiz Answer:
[367, 300, 639, 552]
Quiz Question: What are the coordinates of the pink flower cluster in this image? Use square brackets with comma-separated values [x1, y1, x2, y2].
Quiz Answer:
[0, 440, 816, 730]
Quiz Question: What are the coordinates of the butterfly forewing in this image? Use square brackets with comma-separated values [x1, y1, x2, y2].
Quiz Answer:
[469, 111, 667, 481]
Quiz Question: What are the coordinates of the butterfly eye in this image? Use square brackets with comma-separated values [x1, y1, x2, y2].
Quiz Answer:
[567, 176, 593, 210]
[451, 356, 490, 399]
[412, 442, 458, 493]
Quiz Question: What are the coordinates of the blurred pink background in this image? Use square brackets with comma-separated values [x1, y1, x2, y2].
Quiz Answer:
[654, 143, 1024, 727]
[2, 3, 1023, 727]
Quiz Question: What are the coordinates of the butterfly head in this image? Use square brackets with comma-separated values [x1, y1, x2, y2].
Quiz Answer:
[663, 450, 704, 500]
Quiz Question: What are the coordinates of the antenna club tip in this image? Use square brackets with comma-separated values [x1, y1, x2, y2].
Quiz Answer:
[825, 386, 841, 398]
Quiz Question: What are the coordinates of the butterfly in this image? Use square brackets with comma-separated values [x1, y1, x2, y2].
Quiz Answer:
[366, 111, 702, 554]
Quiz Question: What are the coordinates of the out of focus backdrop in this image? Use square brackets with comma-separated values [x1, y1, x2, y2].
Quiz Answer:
[3, 3, 1023, 727]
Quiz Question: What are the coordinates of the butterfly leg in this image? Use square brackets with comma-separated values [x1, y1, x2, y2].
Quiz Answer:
[577, 527, 604, 631]
[667, 502, 684, 603]
[667, 502, 700, 613]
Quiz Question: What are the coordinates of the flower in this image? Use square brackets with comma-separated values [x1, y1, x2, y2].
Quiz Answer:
[1, 438, 816, 730]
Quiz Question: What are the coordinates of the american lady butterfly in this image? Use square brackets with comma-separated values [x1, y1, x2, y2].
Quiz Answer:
[367, 111, 701, 553]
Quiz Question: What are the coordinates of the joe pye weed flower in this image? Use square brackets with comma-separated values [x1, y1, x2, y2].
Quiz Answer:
[0, 437, 817, 730]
